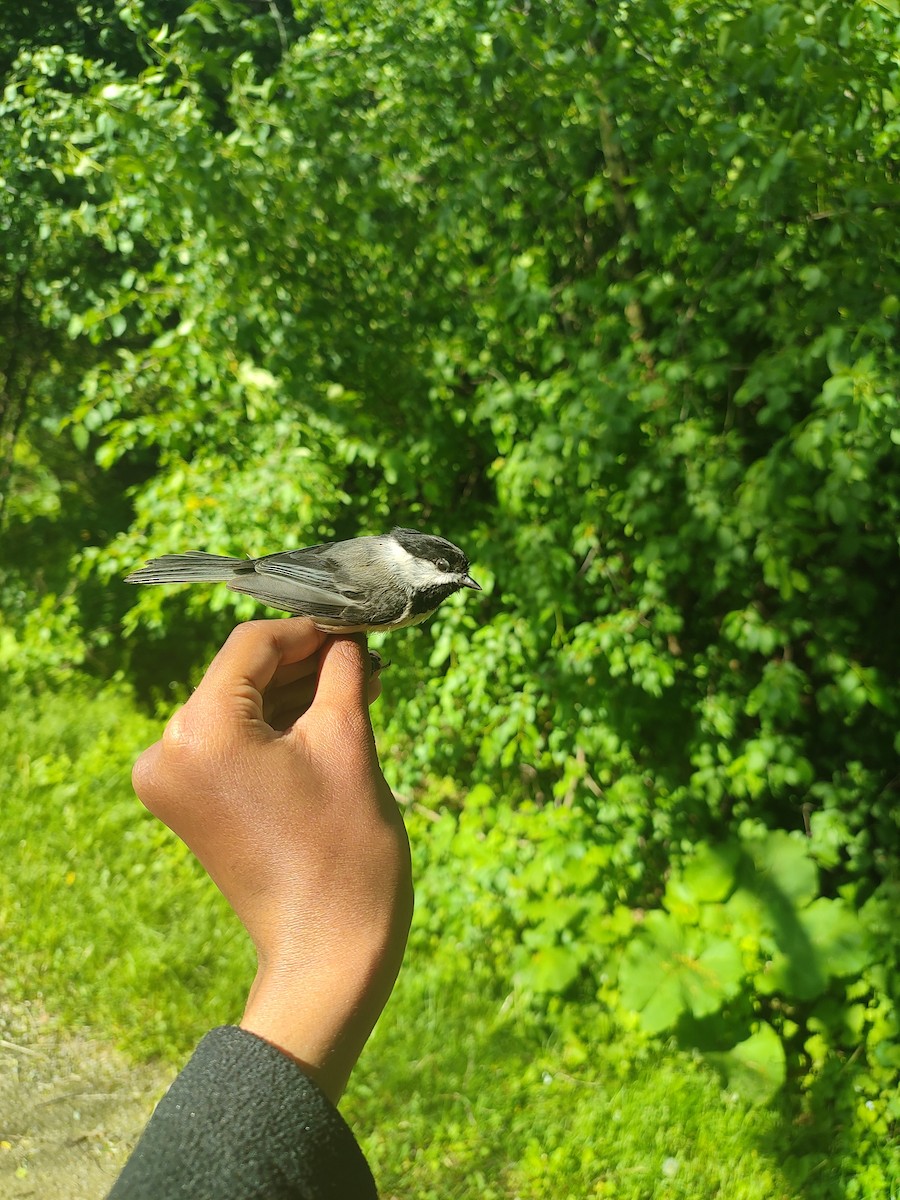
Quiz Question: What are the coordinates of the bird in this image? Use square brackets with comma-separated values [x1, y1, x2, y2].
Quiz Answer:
[125, 527, 481, 633]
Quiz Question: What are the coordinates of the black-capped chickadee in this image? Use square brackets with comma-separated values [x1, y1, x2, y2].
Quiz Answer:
[125, 527, 481, 633]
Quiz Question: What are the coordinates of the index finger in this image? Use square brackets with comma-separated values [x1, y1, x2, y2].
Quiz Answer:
[313, 634, 372, 710]
[196, 618, 327, 715]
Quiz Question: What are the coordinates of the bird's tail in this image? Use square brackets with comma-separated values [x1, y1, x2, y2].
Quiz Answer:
[125, 552, 252, 585]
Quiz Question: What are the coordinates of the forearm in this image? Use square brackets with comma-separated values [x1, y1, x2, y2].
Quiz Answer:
[240, 866, 413, 1104]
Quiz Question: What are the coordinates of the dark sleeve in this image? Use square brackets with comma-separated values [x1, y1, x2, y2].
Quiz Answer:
[107, 1025, 378, 1200]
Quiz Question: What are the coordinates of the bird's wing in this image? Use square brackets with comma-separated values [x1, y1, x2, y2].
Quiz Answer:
[227, 546, 402, 625]
[256, 553, 363, 604]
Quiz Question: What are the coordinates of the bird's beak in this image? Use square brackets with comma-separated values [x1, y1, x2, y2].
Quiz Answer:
[461, 574, 482, 591]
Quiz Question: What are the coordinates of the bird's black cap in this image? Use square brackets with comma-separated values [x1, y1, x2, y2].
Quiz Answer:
[390, 527, 479, 588]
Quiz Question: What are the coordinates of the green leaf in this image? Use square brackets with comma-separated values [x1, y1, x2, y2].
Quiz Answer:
[666, 841, 740, 920]
[514, 944, 583, 994]
[738, 827, 819, 908]
[619, 912, 745, 1033]
[753, 894, 867, 1001]
[706, 1023, 786, 1105]
[799, 897, 871, 979]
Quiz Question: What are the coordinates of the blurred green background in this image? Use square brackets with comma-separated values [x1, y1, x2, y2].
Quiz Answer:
[1, 1, 898, 1196]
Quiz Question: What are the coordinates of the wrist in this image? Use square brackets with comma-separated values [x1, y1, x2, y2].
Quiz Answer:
[239, 937, 405, 1104]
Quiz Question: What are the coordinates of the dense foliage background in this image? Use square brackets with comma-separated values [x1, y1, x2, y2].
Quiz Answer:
[2, 1, 897, 1195]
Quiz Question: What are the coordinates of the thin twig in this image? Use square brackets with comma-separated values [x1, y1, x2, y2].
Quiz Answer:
[0, 1037, 43, 1057]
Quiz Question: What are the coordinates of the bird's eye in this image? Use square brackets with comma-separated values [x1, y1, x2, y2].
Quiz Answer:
[436, 557, 450, 572]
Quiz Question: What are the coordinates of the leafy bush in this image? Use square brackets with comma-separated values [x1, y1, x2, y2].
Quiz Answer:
[1, 0, 897, 1192]
[404, 788, 898, 1194]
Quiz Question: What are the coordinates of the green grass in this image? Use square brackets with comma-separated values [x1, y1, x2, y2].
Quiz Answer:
[349, 969, 797, 1200]
[1, 681, 894, 1199]
[1, 681, 254, 1054]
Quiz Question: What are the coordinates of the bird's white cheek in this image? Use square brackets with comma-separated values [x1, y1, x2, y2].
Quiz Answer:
[383, 540, 450, 588]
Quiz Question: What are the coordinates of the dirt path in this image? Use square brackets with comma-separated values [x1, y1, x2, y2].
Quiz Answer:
[0, 1000, 173, 1200]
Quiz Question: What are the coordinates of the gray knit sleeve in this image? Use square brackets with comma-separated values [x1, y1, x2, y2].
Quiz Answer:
[107, 1025, 378, 1199]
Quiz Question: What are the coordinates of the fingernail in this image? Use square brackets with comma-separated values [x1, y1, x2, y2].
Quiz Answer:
[369, 651, 391, 674]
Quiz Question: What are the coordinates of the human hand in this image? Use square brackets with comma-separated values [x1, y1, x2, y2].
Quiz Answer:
[131, 619, 413, 1103]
